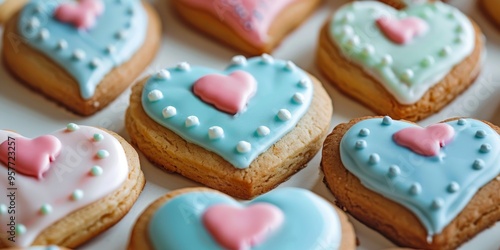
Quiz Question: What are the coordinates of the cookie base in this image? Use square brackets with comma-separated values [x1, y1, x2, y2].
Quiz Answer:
[316, 18, 482, 122]
[0, 0, 27, 24]
[321, 116, 500, 249]
[2, 2, 161, 116]
[125, 73, 332, 199]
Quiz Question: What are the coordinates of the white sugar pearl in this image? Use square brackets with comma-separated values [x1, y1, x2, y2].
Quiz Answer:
[106, 45, 116, 54]
[148, 90, 163, 102]
[71, 189, 84, 201]
[447, 182, 460, 193]
[298, 78, 310, 88]
[388, 165, 400, 177]
[431, 198, 444, 209]
[277, 109, 292, 121]
[177, 62, 191, 71]
[368, 153, 379, 165]
[440, 46, 452, 57]
[345, 36, 360, 49]
[27, 17, 40, 29]
[57, 40, 68, 50]
[39, 28, 50, 40]
[116, 30, 128, 40]
[381, 55, 393, 66]
[185, 116, 199, 127]
[340, 25, 354, 37]
[261, 54, 274, 64]
[0, 204, 7, 215]
[256, 126, 270, 137]
[410, 183, 422, 195]
[72, 49, 86, 61]
[292, 93, 305, 104]
[382, 116, 392, 125]
[341, 12, 354, 23]
[156, 69, 171, 79]
[90, 58, 101, 69]
[361, 44, 375, 57]
[208, 126, 224, 140]
[162, 106, 177, 118]
[236, 141, 251, 153]
[284, 61, 295, 71]
[402, 69, 414, 82]
[231, 55, 247, 65]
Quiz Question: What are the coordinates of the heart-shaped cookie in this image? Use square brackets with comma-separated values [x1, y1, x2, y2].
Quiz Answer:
[0, 124, 143, 247]
[128, 188, 356, 250]
[172, 0, 321, 54]
[322, 117, 500, 249]
[328, 1, 474, 104]
[141, 56, 313, 168]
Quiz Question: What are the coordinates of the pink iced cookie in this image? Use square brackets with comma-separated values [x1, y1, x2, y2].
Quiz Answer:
[0, 124, 144, 248]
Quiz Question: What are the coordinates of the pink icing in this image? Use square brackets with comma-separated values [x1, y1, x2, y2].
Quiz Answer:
[177, 0, 298, 46]
[0, 126, 128, 247]
[193, 70, 257, 115]
[393, 123, 455, 156]
[376, 16, 428, 44]
[0, 135, 61, 179]
[54, 0, 104, 29]
[202, 203, 284, 250]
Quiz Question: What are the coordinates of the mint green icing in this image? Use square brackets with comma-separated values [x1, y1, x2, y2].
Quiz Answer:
[141, 56, 313, 168]
[148, 188, 342, 249]
[329, 1, 474, 104]
[340, 118, 500, 236]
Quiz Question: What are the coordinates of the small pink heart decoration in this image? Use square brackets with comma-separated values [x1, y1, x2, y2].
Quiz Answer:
[193, 70, 257, 115]
[393, 123, 455, 156]
[54, 0, 105, 29]
[0, 135, 62, 179]
[202, 203, 284, 250]
[376, 16, 428, 44]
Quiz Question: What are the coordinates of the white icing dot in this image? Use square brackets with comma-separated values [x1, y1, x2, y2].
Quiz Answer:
[185, 116, 200, 127]
[116, 30, 128, 40]
[355, 140, 367, 149]
[475, 130, 486, 138]
[292, 93, 305, 104]
[236, 141, 251, 153]
[361, 44, 375, 57]
[66, 123, 79, 131]
[57, 39, 68, 50]
[72, 49, 86, 61]
[359, 128, 370, 137]
[261, 54, 274, 64]
[368, 153, 379, 165]
[431, 198, 444, 209]
[455, 35, 464, 44]
[388, 165, 400, 177]
[284, 61, 295, 71]
[34, 5, 43, 13]
[401, 69, 414, 82]
[341, 12, 354, 23]
[148, 90, 164, 102]
[480, 144, 491, 153]
[162, 106, 177, 118]
[27, 17, 40, 29]
[89, 58, 101, 69]
[106, 45, 116, 54]
[410, 183, 422, 195]
[256, 126, 270, 137]
[71, 189, 84, 201]
[231, 55, 247, 65]
[177, 62, 191, 71]
[277, 109, 292, 121]
[156, 69, 171, 79]
[208, 126, 224, 140]
[456, 25, 464, 33]
[16, 224, 26, 235]
[447, 182, 460, 193]
[90, 165, 103, 176]
[96, 150, 109, 159]
[345, 35, 360, 50]
[440, 46, 452, 57]
[340, 25, 354, 37]
[457, 119, 466, 125]
[298, 78, 310, 88]
[473, 159, 484, 170]
[40, 204, 52, 215]
[380, 55, 393, 66]
[382, 116, 392, 125]
[39, 28, 50, 40]
[421, 56, 434, 67]
[0, 204, 6, 215]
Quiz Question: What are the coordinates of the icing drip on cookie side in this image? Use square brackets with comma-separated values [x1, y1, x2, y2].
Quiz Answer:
[141, 55, 313, 169]
[148, 188, 342, 249]
[0, 125, 128, 247]
[328, 2, 475, 104]
[339, 117, 500, 235]
[17, 0, 148, 99]
[177, 0, 299, 46]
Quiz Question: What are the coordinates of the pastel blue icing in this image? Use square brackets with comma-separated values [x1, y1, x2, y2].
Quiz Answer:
[329, 2, 474, 104]
[148, 188, 342, 250]
[340, 118, 500, 235]
[141, 57, 313, 168]
[18, 0, 147, 99]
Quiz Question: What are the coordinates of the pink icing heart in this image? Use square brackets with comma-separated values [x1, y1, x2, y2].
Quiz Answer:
[193, 70, 257, 115]
[202, 203, 284, 250]
[54, 0, 104, 29]
[376, 16, 428, 44]
[0, 135, 62, 179]
[393, 123, 455, 156]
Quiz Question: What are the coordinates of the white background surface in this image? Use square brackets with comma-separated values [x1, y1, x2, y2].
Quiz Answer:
[1, 0, 500, 249]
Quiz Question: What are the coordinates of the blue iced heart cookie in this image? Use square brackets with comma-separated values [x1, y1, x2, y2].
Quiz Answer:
[17, 0, 147, 99]
[340, 117, 500, 236]
[148, 188, 342, 249]
[141, 55, 313, 168]
[329, 1, 474, 104]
